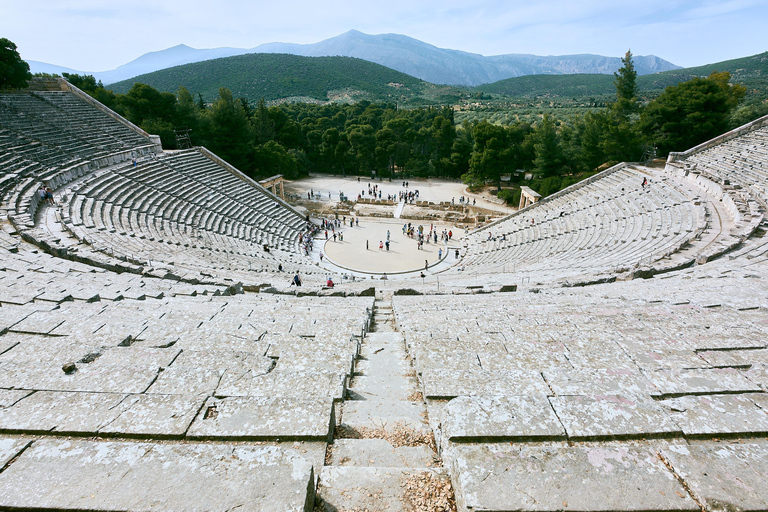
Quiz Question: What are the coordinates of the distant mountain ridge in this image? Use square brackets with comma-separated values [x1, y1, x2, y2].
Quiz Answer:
[27, 30, 680, 86]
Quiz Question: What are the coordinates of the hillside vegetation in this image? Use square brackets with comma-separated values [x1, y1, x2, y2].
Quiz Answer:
[109, 53, 466, 106]
[478, 51, 768, 99]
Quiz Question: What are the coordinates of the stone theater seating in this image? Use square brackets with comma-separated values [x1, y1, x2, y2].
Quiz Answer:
[2, 77, 768, 510]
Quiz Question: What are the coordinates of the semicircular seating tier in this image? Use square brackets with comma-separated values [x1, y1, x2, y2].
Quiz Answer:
[443, 164, 708, 285]
[0, 78, 318, 285]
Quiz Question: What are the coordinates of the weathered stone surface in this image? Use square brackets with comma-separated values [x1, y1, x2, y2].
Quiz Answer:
[0, 391, 129, 434]
[644, 368, 761, 398]
[441, 396, 565, 442]
[659, 394, 768, 436]
[413, 351, 481, 374]
[662, 442, 768, 511]
[543, 368, 657, 396]
[624, 348, 709, 370]
[331, 438, 435, 468]
[0, 439, 316, 511]
[187, 396, 334, 441]
[479, 348, 571, 371]
[450, 443, 698, 512]
[99, 393, 206, 437]
[216, 369, 346, 400]
[421, 368, 550, 399]
[698, 348, 768, 368]
[0, 389, 32, 408]
[340, 400, 430, 432]
[317, 466, 451, 512]
[549, 394, 682, 439]
[147, 366, 224, 395]
[746, 363, 768, 390]
[0, 437, 31, 467]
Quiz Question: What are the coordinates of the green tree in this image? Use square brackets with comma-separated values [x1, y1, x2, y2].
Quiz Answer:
[0, 38, 31, 90]
[638, 72, 747, 156]
[533, 115, 565, 178]
[205, 87, 255, 171]
[613, 50, 639, 116]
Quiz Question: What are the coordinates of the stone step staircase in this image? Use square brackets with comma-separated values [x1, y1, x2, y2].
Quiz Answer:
[315, 293, 456, 511]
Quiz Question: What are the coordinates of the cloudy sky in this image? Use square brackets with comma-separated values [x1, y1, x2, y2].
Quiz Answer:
[2, 0, 767, 72]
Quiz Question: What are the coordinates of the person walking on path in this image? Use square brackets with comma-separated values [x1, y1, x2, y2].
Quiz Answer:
[366, 240, 369, 250]
[293, 273, 302, 286]
[438, 248, 443, 259]
[425, 259, 429, 271]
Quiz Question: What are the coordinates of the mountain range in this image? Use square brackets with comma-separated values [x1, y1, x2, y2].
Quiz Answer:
[28, 30, 680, 87]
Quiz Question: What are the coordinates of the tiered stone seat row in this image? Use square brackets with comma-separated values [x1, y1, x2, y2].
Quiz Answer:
[55, 148, 315, 277]
[393, 288, 768, 511]
[452, 166, 704, 283]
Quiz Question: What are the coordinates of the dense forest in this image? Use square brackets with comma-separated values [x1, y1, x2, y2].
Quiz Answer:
[61, 51, 758, 204]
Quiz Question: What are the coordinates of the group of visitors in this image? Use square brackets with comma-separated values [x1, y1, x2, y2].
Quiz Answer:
[37, 184, 54, 205]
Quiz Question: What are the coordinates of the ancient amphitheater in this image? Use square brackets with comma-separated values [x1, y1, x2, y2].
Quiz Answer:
[1, 77, 768, 511]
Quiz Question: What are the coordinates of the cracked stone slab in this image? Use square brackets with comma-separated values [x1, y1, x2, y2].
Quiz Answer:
[147, 366, 224, 395]
[0, 389, 32, 408]
[316, 466, 450, 512]
[216, 369, 346, 400]
[450, 443, 698, 512]
[413, 351, 481, 375]
[0, 437, 31, 467]
[421, 368, 551, 399]
[99, 393, 206, 437]
[643, 368, 761, 398]
[661, 441, 768, 511]
[745, 363, 768, 390]
[697, 348, 768, 368]
[623, 348, 709, 370]
[543, 368, 657, 397]
[0, 439, 316, 511]
[441, 395, 565, 443]
[549, 394, 683, 440]
[340, 400, 430, 432]
[658, 394, 768, 436]
[331, 438, 436, 468]
[0, 391, 129, 434]
[187, 396, 334, 441]
[478, 347, 572, 371]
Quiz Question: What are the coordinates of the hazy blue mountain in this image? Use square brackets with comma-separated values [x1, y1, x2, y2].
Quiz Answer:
[252, 30, 680, 86]
[28, 30, 681, 86]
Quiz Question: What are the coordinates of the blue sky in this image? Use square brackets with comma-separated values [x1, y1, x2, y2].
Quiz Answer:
[2, 0, 766, 71]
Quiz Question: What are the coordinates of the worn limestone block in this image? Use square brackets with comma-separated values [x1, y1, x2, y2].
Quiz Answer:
[661, 442, 768, 511]
[746, 363, 768, 390]
[340, 400, 430, 432]
[99, 393, 206, 437]
[544, 368, 657, 397]
[441, 395, 565, 442]
[450, 443, 698, 512]
[216, 369, 346, 400]
[0, 437, 31, 467]
[0, 389, 32, 408]
[624, 348, 709, 370]
[549, 394, 682, 439]
[187, 396, 334, 441]
[698, 348, 768, 368]
[421, 368, 550, 399]
[479, 347, 571, 371]
[331, 438, 435, 468]
[147, 366, 224, 395]
[317, 466, 450, 512]
[644, 368, 761, 398]
[659, 394, 768, 436]
[0, 391, 129, 434]
[0, 439, 316, 511]
[413, 351, 481, 375]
